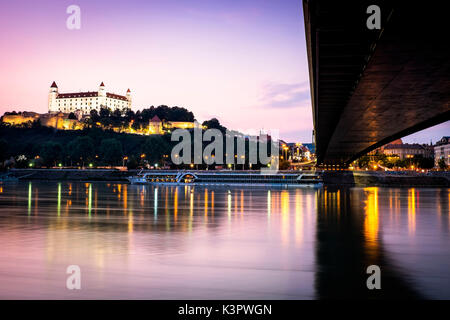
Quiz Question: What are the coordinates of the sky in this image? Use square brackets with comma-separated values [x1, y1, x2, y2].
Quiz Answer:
[0, 0, 447, 143]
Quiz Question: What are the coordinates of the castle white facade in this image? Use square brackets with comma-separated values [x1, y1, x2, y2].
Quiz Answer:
[48, 81, 132, 114]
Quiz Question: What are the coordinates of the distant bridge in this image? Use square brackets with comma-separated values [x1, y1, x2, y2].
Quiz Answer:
[303, 0, 450, 166]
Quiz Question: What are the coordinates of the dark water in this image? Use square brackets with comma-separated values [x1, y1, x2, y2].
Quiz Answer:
[0, 181, 449, 299]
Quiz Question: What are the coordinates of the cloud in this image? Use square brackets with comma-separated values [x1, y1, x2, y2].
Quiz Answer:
[260, 81, 311, 109]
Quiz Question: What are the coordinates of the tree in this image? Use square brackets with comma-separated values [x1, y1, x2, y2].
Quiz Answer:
[168, 106, 194, 121]
[90, 110, 100, 124]
[124, 109, 135, 122]
[438, 158, 447, 170]
[99, 107, 111, 118]
[0, 139, 8, 161]
[126, 156, 139, 169]
[131, 121, 141, 131]
[357, 155, 370, 168]
[68, 112, 77, 120]
[279, 160, 291, 170]
[141, 136, 170, 164]
[202, 118, 226, 133]
[39, 141, 63, 167]
[67, 136, 95, 166]
[99, 138, 123, 165]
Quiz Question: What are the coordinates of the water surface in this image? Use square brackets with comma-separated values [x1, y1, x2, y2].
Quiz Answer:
[0, 181, 449, 299]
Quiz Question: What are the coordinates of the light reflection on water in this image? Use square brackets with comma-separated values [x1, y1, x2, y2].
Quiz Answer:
[0, 181, 449, 299]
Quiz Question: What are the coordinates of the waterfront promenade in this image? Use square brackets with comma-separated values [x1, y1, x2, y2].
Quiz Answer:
[6, 168, 450, 187]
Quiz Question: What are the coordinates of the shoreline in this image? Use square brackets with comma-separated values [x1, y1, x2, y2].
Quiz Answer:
[5, 168, 450, 187]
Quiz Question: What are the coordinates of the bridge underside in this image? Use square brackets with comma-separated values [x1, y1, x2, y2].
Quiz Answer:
[304, 1, 450, 165]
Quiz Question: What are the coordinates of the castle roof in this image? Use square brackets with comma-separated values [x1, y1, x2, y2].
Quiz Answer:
[106, 92, 128, 101]
[55, 91, 128, 101]
[57, 92, 98, 98]
[50, 81, 58, 88]
[150, 115, 161, 122]
[100, 82, 105, 87]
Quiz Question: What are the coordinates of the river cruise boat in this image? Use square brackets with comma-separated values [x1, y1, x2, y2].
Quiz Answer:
[127, 170, 322, 187]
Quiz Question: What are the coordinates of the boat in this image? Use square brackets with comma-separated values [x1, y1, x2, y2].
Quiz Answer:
[127, 170, 323, 187]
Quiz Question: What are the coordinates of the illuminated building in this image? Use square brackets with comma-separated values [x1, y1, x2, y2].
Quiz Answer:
[383, 143, 433, 159]
[148, 115, 164, 134]
[1, 112, 40, 125]
[434, 136, 450, 166]
[48, 81, 132, 114]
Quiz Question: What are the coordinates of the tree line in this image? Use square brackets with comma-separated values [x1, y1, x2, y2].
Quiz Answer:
[0, 126, 171, 169]
[0, 118, 277, 171]
[84, 105, 195, 130]
[356, 152, 436, 170]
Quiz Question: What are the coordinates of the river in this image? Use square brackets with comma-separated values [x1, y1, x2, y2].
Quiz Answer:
[0, 181, 449, 299]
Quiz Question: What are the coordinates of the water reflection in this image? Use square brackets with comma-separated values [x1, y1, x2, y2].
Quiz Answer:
[408, 188, 416, 235]
[0, 182, 449, 299]
[364, 187, 379, 258]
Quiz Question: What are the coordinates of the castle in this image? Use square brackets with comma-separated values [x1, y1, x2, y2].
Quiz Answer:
[1, 81, 201, 135]
[48, 81, 131, 114]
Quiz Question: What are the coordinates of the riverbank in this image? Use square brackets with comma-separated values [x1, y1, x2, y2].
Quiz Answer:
[8, 168, 134, 182]
[5, 169, 450, 187]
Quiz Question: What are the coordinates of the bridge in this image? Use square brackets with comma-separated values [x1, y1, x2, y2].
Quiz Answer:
[303, 1, 450, 166]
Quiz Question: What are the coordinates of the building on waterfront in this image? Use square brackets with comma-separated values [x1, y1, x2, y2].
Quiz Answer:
[48, 81, 132, 114]
[383, 142, 433, 159]
[285, 143, 312, 162]
[368, 139, 403, 155]
[303, 143, 315, 154]
[434, 136, 450, 166]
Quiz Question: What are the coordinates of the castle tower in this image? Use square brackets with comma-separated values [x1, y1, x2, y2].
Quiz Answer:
[48, 81, 59, 113]
[98, 81, 106, 97]
[126, 88, 132, 110]
[98, 81, 106, 109]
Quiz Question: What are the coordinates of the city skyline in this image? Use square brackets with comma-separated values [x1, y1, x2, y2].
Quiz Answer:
[0, 0, 447, 143]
